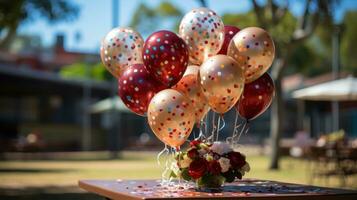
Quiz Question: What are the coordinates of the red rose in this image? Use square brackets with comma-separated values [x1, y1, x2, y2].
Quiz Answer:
[227, 152, 246, 169]
[190, 139, 201, 147]
[187, 148, 199, 159]
[208, 160, 222, 175]
[188, 158, 207, 179]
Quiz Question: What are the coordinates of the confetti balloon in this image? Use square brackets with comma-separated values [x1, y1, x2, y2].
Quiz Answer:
[179, 7, 225, 65]
[118, 64, 165, 116]
[236, 73, 275, 121]
[143, 30, 189, 87]
[173, 65, 210, 124]
[100, 27, 144, 78]
[148, 89, 195, 148]
[227, 27, 275, 83]
[218, 25, 240, 55]
[183, 65, 200, 76]
[200, 55, 245, 114]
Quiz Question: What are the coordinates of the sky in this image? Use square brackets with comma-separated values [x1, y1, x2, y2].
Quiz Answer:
[18, 0, 357, 54]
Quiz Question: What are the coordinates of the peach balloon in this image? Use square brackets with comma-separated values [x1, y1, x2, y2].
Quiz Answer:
[227, 27, 275, 83]
[183, 65, 200, 76]
[148, 89, 195, 148]
[174, 65, 210, 124]
[200, 55, 245, 114]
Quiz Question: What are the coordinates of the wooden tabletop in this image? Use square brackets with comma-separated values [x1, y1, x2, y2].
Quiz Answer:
[78, 179, 357, 200]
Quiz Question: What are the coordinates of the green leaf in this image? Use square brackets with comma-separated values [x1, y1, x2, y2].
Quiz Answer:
[181, 168, 191, 181]
[222, 169, 235, 183]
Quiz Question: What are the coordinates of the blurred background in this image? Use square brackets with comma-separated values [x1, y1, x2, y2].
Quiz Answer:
[0, 0, 356, 199]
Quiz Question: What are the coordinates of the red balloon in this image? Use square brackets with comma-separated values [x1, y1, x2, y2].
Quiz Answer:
[118, 64, 166, 116]
[218, 25, 240, 55]
[143, 30, 189, 87]
[236, 73, 275, 121]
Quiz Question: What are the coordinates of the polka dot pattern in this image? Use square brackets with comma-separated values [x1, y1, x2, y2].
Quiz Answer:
[236, 73, 275, 121]
[147, 89, 195, 148]
[173, 65, 210, 124]
[100, 27, 144, 78]
[118, 64, 165, 116]
[217, 25, 240, 55]
[227, 27, 275, 83]
[179, 7, 225, 65]
[200, 55, 245, 114]
[143, 30, 189, 87]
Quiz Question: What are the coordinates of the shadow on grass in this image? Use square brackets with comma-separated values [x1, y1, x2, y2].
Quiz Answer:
[0, 186, 101, 200]
[0, 193, 101, 200]
[0, 168, 76, 173]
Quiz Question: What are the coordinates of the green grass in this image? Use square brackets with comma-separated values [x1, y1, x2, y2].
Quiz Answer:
[0, 151, 355, 195]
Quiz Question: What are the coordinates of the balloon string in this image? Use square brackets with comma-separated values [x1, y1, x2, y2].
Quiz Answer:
[219, 115, 225, 132]
[232, 111, 239, 138]
[216, 115, 225, 141]
[227, 112, 240, 145]
[235, 120, 248, 146]
[244, 122, 250, 136]
[157, 145, 170, 185]
[216, 116, 220, 141]
[197, 119, 206, 141]
[157, 144, 169, 167]
[208, 112, 216, 143]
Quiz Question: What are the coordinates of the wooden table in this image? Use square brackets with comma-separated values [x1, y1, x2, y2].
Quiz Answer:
[79, 179, 357, 200]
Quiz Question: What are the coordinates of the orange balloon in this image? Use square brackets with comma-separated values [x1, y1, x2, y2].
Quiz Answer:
[148, 89, 195, 148]
[200, 55, 245, 114]
[227, 27, 275, 83]
[173, 65, 210, 124]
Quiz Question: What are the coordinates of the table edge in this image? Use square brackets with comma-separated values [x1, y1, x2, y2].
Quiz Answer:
[78, 179, 357, 200]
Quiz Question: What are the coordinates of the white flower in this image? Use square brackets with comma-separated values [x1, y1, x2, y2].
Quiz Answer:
[210, 141, 232, 155]
[179, 154, 192, 168]
[242, 163, 250, 172]
[218, 157, 231, 173]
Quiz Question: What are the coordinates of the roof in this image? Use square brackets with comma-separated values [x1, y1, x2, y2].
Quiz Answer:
[0, 64, 113, 97]
[292, 76, 357, 101]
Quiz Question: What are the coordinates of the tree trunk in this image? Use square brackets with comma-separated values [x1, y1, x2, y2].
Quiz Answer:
[269, 58, 285, 170]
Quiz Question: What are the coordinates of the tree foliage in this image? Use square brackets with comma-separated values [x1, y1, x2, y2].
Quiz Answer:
[130, 1, 182, 35]
[0, 0, 79, 48]
[341, 11, 357, 74]
[60, 62, 111, 81]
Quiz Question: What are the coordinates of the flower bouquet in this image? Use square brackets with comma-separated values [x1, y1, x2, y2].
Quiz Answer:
[171, 140, 250, 191]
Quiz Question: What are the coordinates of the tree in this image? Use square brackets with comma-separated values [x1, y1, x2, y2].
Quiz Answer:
[248, 0, 337, 169]
[130, 2, 182, 35]
[341, 11, 357, 74]
[60, 62, 111, 81]
[0, 0, 79, 49]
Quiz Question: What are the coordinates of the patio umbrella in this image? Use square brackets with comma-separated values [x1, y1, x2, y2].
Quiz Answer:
[292, 76, 357, 101]
[90, 96, 130, 113]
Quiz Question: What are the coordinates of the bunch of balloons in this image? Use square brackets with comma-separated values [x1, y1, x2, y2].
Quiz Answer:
[100, 8, 276, 149]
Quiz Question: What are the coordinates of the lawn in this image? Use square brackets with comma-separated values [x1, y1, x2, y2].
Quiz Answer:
[0, 151, 355, 199]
